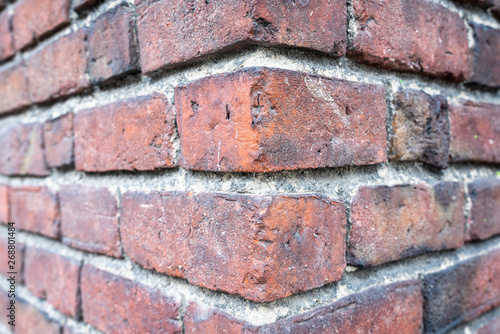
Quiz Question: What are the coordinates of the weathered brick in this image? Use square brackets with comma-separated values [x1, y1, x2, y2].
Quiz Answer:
[0, 11, 14, 61]
[0, 123, 49, 176]
[10, 187, 59, 238]
[60, 185, 120, 257]
[0, 185, 8, 223]
[43, 113, 74, 168]
[81, 264, 182, 334]
[87, 4, 140, 84]
[121, 191, 346, 302]
[12, 0, 70, 50]
[136, 0, 347, 73]
[348, 182, 465, 267]
[476, 316, 500, 334]
[390, 89, 450, 168]
[466, 178, 500, 241]
[74, 94, 176, 172]
[176, 67, 387, 173]
[0, 63, 30, 114]
[468, 23, 500, 88]
[185, 281, 423, 333]
[24, 246, 81, 317]
[348, 0, 469, 81]
[422, 249, 500, 333]
[449, 101, 500, 163]
[0, 237, 24, 283]
[26, 30, 89, 104]
[16, 299, 62, 334]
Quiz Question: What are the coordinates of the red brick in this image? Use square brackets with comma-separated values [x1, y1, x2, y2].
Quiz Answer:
[348, 182, 465, 267]
[16, 299, 62, 334]
[0, 63, 30, 115]
[24, 246, 81, 317]
[476, 316, 500, 334]
[87, 4, 140, 84]
[74, 94, 176, 172]
[348, 0, 469, 82]
[0, 11, 14, 61]
[466, 178, 500, 241]
[185, 281, 423, 333]
[60, 185, 120, 257]
[43, 113, 74, 168]
[136, 0, 347, 73]
[12, 0, 70, 50]
[10, 187, 59, 238]
[0, 237, 24, 283]
[176, 67, 387, 173]
[26, 30, 89, 104]
[469, 23, 500, 88]
[422, 249, 500, 332]
[81, 264, 182, 334]
[0, 185, 8, 223]
[0, 123, 49, 176]
[121, 191, 346, 302]
[449, 101, 500, 163]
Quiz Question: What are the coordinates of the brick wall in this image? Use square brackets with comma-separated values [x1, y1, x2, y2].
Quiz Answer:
[0, 0, 499, 333]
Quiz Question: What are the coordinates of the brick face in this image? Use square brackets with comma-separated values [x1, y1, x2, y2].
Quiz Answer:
[0, 185, 8, 224]
[0, 236, 24, 282]
[16, 299, 62, 334]
[469, 23, 500, 88]
[466, 178, 500, 241]
[43, 113, 74, 168]
[0, 11, 14, 62]
[0, 63, 30, 115]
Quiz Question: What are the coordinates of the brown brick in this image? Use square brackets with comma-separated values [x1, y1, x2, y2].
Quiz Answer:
[449, 101, 500, 163]
[422, 249, 500, 333]
[0, 185, 8, 223]
[186, 281, 423, 333]
[466, 178, 500, 241]
[16, 299, 62, 334]
[390, 89, 450, 168]
[121, 191, 346, 302]
[26, 30, 89, 104]
[24, 246, 81, 317]
[60, 185, 120, 257]
[136, 0, 347, 73]
[0, 237, 24, 283]
[176, 67, 387, 173]
[10, 187, 59, 238]
[12, 0, 70, 50]
[0, 63, 30, 115]
[0, 11, 14, 61]
[348, 182, 465, 267]
[476, 316, 500, 334]
[81, 264, 182, 334]
[87, 4, 140, 84]
[43, 113, 74, 168]
[0, 123, 49, 176]
[469, 23, 500, 88]
[348, 0, 469, 82]
[74, 94, 176, 172]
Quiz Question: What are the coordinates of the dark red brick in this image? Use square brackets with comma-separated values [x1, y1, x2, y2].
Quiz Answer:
[422, 249, 500, 333]
[176, 67, 387, 173]
[0, 11, 14, 61]
[10, 187, 59, 238]
[476, 316, 500, 334]
[0, 185, 8, 223]
[24, 246, 81, 317]
[348, 0, 469, 82]
[390, 89, 449, 168]
[81, 264, 182, 334]
[43, 113, 74, 168]
[60, 185, 120, 257]
[466, 178, 500, 241]
[136, 0, 347, 73]
[449, 101, 500, 163]
[87, 4, 140, 84]
[0, 63, 30, 115]
[348, 182, 465, 267]
[74, 94, 176, 172]
[0, 237, 24, 283]
[468, 23, 500, 88]
[121, 191, 346, 302]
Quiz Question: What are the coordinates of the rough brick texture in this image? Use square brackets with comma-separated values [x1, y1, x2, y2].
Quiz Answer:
[0, 11, 14, 62]
[466, 178, 500, 241]
[469, 23, 500, 88]
[0, 63, 30, 114]
[43, 113, 74, 168]
[16, 299, 62, 334]
[60, 185, 120, 257]
[121, 191, 346, 302]
[176, 67, 387, 173]
[0, 236, 24, 282]
[74, 94, 176, 172]
[0, 185, 8, 223]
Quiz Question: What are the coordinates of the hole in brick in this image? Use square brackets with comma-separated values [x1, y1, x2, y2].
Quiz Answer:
[226, 104, 231, 120]
[345, 105, 351, 116]
[190, 101, 199, 114]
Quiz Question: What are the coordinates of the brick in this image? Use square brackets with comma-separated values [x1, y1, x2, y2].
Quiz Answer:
[449, 101, 500, 163]
[348, 182, 465, 267]
[0, 237, 24, 283]
[10, 187, 59, 238]
[185, 281, 423, 333]
[0, 123, 49, 176]
[24, 246, 81, 317]
[422, 249, 500, 333]
[0, 63, 30, 114]
[390, 89, 449, 168]
[348, 0, 468, 82]
[60, 185, 120, 257]
[476, 316, 500, 334]
[81, 264, 182, 334]
[0, 185, 8, 223]
[74, 94, 176, 172]
[121, 191, 346, 302]
[12, 0, 70, 50]
[466, 178, 500, 241]
[176, 67, 387, 173]
[136, 0, 347, 73]
[16, 299, 62, 334]
[26, 30, 89, 104]
[469, 23, 500, 88]
[87, 4, 140, 84]
[43, 113, 74, 168]
[0, 11, 14, 61]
